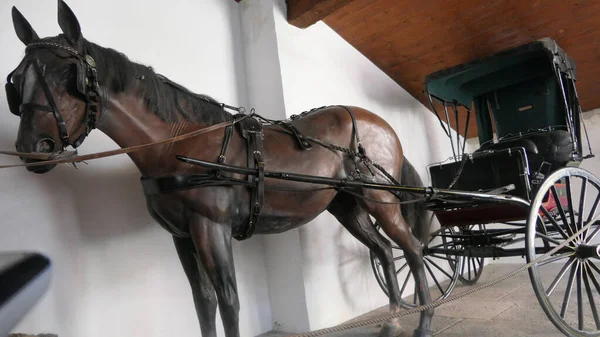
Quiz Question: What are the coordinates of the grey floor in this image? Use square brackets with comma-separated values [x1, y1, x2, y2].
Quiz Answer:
[258, 263, 584, 337]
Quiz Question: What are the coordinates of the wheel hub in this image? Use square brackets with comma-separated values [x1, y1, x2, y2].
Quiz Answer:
[575, 244, 600, 259]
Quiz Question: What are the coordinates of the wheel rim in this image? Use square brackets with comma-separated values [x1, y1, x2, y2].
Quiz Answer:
[526, 167, 600, 337]
[448, 225, 486, 285]
[370, 226, 462, 308]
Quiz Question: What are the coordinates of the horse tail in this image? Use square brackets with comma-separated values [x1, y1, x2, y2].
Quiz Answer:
[398, 155, 432, 244]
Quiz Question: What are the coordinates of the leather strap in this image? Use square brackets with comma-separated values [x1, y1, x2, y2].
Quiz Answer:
[218, 124, 234, 163]
[31, 62, 71, 145]
[338, 105, 365, 156]
[0, 114, 251, 169]
[252, 131, 265, 228]
[283, 123, 311, 150]
[231, 117, 265, 241]
[251, 114, 312, 150]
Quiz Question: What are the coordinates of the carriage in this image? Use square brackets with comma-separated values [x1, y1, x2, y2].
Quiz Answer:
[5, 2, 600, 336]
[369, 38, 600, 337]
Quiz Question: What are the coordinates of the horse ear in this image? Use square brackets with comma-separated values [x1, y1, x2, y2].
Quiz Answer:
[11, 7, 39, 45]
[57, 0, 81, 44]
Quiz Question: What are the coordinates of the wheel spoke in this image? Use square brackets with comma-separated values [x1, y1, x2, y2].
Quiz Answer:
[583, 263, 600, 330]
[586, 221, 600, 243]
[585, 260, 600, 294]
[537, 231, 571, 247]
[565, 177, 579, 240]
[424, 260, 444, 295]
[585, 194, 600, 240]
[399, 269, 411, 295]
[578, 177, 588, 241]
[552, 185, 577, 238]
[588, 260, 600, 279]
[425, 257, 454, 280]
[427, 253, 457, 263]
[560, 261, 579, 318]
[546, 256, 576, 296]
[577, 264, 584, 330]
[396, 262, 409, 275]
[471, 258, 479, 278]
[538, 252, 576, 268]
[540, 204, 571, 241]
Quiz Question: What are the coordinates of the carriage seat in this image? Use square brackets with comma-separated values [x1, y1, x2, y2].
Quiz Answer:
[475, 129, 574, 174]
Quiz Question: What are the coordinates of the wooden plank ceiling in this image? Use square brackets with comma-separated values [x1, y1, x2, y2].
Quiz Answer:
[286, 0, 600, 139]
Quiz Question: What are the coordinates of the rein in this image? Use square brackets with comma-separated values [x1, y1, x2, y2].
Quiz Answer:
[0, 114, 250, 170]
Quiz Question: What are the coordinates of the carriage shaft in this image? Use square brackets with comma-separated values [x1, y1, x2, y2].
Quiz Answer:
[176, 155, 531, 208]
[428, 246, 573, 259]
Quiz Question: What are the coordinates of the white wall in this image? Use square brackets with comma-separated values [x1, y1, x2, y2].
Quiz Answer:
[246, 0, 462, 332]
[0, 1, 272, 337]
[239, 2, 312, 333]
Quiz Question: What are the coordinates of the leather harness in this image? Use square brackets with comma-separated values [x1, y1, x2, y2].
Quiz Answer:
[141, 106, 366, 241]
[141, 114, 302, 241]
[230, 116, 265, 240]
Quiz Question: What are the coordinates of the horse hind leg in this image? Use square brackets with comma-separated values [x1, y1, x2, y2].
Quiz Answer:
[327, 193, 405, 337]
[359, 190, 435, 337]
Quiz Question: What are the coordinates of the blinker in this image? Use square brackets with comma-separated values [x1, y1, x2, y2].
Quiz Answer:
[5, 70, 21, 116]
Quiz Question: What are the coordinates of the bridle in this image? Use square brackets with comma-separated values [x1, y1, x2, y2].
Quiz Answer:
[5, 40, 103, 150]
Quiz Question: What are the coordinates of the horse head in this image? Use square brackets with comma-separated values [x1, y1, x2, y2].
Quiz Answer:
[7, 0, 103, 173]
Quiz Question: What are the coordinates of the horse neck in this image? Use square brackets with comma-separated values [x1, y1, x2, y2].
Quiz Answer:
[96, 92, 206, 177]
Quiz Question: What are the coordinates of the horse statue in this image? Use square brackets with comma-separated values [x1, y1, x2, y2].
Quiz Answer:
[5, 1, 435, 336]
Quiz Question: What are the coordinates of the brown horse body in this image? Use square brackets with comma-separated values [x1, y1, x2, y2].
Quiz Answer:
[8, 2, 435, 337]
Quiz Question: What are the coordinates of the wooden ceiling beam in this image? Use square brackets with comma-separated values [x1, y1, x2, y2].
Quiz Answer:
[287, 0, 359, 29]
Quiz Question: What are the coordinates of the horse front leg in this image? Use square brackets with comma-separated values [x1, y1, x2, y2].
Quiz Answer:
[173, 236, 218, 337]
[188, 213, 240, 337]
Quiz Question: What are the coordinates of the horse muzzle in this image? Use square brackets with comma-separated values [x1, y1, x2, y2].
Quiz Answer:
[17, 138, 59, 174]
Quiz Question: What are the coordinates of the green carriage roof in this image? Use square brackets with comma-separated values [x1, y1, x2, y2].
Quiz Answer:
[424, 38, 577, 108]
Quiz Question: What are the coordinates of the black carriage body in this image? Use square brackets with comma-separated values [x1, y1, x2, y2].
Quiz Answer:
[423, 38, 591, 226]
[425, 38, 585, 226]
[427, 148, 532, 226]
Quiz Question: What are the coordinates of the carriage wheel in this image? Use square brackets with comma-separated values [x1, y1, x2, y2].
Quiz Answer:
[526, 167, 600, 337]
[448, 225, 486, 285]
[370, 225, 462, 308]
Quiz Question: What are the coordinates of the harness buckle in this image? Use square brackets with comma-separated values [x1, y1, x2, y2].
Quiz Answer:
[84, 55, 96, 68]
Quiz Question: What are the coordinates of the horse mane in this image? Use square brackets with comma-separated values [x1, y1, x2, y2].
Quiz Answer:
[45, 35, 234, 125]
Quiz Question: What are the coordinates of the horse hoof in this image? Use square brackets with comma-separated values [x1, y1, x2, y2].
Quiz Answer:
[412, 328, 434, 337]
[378, 319, 402, 337]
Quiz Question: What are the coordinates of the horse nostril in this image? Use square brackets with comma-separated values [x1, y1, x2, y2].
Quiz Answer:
[36, 138, 55, 153]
